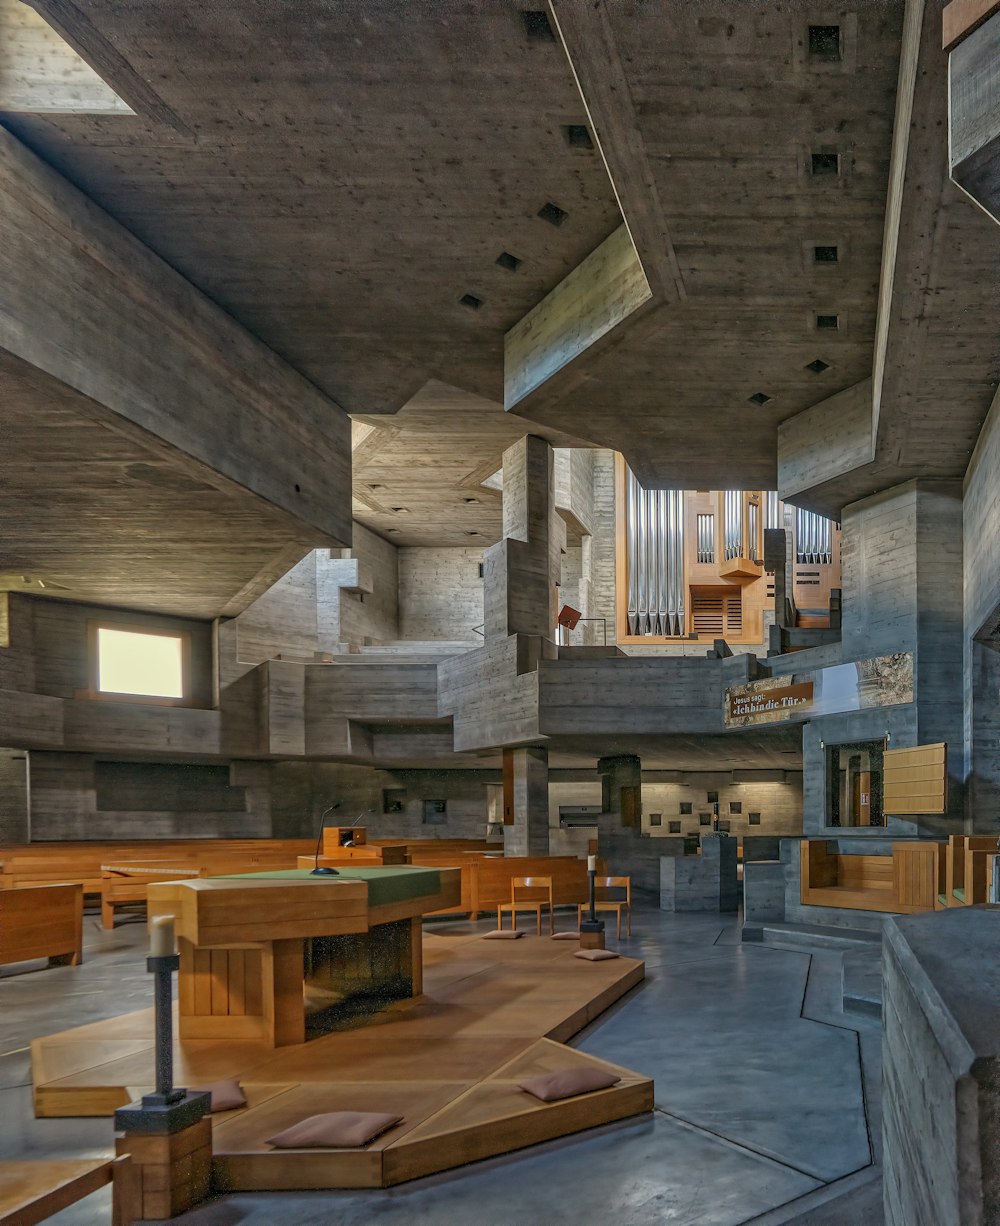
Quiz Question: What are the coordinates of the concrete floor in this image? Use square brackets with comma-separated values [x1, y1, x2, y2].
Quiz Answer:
[0, 904, 883, 1225]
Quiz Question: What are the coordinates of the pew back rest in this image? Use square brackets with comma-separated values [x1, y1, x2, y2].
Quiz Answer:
[0, 884, 83, 966]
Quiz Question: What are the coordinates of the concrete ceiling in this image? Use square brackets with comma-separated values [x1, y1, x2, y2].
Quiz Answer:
[3, 0, 1000, 565]
[0, 351, 314, 617]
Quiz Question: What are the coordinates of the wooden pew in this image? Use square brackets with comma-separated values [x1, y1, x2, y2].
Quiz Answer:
[0, 838, 315, 896]
[941, 835, 999, 907]
[0, 884, 82, 968]
[800, 840, 942, 914]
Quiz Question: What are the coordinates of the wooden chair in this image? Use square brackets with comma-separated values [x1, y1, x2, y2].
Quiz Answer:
[578, 876, 632, 938]
[497, 876, 554, 934]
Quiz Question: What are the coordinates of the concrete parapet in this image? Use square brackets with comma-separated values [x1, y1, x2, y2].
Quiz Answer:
[883, 908, 1000, 1226]
[660, 836, 737, 912]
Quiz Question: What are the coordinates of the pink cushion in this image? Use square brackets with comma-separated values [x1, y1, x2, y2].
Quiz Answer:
[551, 932, 579, 941]
[519, 1066, 621, 1102]
[574, 948, 619, 961]
[266, 1111, 402, 1149]
[189, 1079, 247, 1112]
[483, 929, 524, 939]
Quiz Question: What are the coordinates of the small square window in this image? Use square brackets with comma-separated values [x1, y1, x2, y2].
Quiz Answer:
[699, 813, 712, 826]
[749, 812, 762, 826]
[423, 799, 447, 825]
[729, 801, 742, 815]
[94, 625, 185, 699]
[649, 812, 662, 827]
[668, 820, 682, 834]
[707, 791, 719, 804]
[679, 802, 693, 815]
[383, 789, 406, 814]
[717, 819, 731, 833]
[808, 25, 841, 61]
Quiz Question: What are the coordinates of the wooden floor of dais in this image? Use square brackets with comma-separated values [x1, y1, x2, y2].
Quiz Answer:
[31, 929, 652, 1189]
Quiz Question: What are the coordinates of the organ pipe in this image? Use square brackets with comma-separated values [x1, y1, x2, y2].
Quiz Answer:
[724, 490, 743, 560]
[625, 468, 684, 636]
[795, 508, 833, 565]
[765, 490, 782, 530]
[696, 514, 714, 563]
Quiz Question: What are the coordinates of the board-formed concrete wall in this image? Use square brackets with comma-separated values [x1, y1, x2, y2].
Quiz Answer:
[398, 547, 483, 641]
[964, 387, 1000, 832]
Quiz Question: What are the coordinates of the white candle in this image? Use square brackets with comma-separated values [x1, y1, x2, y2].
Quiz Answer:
[150, 914, 176, 957]
[587, 854, 597, 873]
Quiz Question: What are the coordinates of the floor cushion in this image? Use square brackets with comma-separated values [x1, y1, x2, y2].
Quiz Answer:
[519, 1066, 621, 1102]
[189, 1079, 247, 1112]
[483, 929, 525, 939]
[266, 1111, 402, 1149]
[574, 948, 619, 961]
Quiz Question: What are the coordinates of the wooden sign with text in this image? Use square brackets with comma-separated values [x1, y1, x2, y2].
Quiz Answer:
[726, 682, 814, 725]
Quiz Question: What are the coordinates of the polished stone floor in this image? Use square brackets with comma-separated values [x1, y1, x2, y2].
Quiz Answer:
[0, 903, 883, 1225]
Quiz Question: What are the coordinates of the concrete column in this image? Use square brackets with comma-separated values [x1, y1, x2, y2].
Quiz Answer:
[503, 747, 549, 856]
[484, 435, 563, 641]
[597, 754, 642, 842]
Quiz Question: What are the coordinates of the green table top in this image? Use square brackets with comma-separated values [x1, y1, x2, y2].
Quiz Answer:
[214, 865, 442, 908]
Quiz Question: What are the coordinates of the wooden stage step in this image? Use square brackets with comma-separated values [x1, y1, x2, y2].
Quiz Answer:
[32, 930, 652, 1189]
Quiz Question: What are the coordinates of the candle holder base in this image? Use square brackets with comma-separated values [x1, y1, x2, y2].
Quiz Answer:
[114, 1089, 211, 1135]
[579, 919, 606, 950]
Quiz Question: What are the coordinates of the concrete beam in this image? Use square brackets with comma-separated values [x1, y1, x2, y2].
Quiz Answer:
[0, 0, 131, 114]
[548, 0, 685, 304]
[504, 225, 651, 412]
[0, 127, 352, 547]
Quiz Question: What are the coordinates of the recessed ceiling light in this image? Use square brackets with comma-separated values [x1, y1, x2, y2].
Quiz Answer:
[748, 392, 771, 406]
[495, 251, 522, 272]
[386, 528, 401, 534]
[810, 152, 840, 176]
[463, 496, 479, 504]
[368, 482, 384, 489]
[466, 530, 480, 536]
[808, 24, 841, 61]
[391, 506, 410, 513]
[521, 10, 556, 41]
[537, 201, 568, 227]
[459, 293, 483, 310]
[564, 124, 594, 150]
[806, 358, 830, 374]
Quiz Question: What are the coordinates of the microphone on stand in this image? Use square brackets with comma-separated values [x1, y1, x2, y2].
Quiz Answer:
[310, 802, 342, 876]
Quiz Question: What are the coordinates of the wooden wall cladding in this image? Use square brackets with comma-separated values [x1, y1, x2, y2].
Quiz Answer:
[883, 742, 947, 815]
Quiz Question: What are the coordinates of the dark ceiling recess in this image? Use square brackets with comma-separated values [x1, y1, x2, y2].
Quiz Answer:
[816, 314, 840, 330]
[522, 10, 557, 42]
[808, 24, 841, 61]
[565, 124, 594, 150]
[811, 152, 840, 176]
[806, 358, 831, 374]
[459, 293, 483, 310]
[813, 245, 839, 263]
[538, 201, 568, 227]
[496, 251, 522, 272]
[748, 392, 771, 406]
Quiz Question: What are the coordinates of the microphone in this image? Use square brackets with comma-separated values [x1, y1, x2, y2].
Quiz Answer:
[310, 802, 341, 876]
[341, 809, 374, 847]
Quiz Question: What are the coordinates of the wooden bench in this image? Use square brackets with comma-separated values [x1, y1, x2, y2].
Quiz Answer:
[800, 840, 943, 914]
[99, 848, 314, 928]
[0, 838, 315, 896]
[0, 883, 82, 969]
[0, 1155, 139, 1225]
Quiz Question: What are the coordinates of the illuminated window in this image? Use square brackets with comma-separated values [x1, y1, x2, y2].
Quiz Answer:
[96, 627, 185, 699]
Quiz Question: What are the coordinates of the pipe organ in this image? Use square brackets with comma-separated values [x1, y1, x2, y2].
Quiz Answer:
[616, 457, 841, 644]
[625, 468, 685, 636]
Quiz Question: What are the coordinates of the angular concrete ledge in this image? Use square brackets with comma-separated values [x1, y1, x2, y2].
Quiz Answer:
[883, 907, 1000, 1226]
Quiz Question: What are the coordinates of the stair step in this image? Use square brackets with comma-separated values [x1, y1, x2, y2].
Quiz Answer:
[744, 920, 882, 953]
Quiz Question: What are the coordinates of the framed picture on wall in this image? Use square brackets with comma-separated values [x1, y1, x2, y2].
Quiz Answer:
[383, 789, 405, 814]
[422, 799, 447, 825]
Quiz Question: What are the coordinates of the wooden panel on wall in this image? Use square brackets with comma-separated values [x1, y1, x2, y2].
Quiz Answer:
[884, 742, 947, 814]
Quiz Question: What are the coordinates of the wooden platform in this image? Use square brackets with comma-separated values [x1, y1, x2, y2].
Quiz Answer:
[31, 930, 650, 1189]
